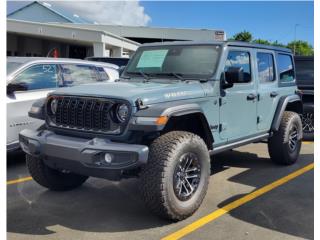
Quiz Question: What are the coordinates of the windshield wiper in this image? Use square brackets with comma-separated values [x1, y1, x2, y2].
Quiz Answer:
[139, 70, 150, 81]
[126, 70, 150, 82]
[152, 72, 185, 81]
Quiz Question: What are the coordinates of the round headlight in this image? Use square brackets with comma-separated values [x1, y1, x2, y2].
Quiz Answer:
[50, 99, 58, 115]
[116, 104, 129, 123]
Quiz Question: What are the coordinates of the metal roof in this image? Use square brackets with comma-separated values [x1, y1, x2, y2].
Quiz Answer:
[7, 1, 93, 24]
[7, 57, 119, 69]
[140, 40, 292, 53]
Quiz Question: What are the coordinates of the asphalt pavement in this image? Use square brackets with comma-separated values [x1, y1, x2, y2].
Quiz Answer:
[7, 142, 314, 240]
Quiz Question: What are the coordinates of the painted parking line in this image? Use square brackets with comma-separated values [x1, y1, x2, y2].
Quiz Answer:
[162, 163, 314, 240]
[7, 176, 33, 185]
[303, 141, 314, 144]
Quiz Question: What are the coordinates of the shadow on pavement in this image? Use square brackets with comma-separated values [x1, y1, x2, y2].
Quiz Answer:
[7, 178, 169, 235]
[214, 151, 314, 240]
[7, 151, 26, 167]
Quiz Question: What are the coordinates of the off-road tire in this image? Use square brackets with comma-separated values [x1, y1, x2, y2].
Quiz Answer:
[26, 154, 88, 191]
[301, 105, 314, 141]
[140, 131, 210, 221]
[268, 111, 302, 165]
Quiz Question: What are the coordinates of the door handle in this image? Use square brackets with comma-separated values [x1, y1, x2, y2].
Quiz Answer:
[247, 93, 256, 101]
[270, 91, 278, 98]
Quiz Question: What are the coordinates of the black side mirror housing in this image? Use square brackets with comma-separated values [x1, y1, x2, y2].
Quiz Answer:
[7, 84, 14, 95]
[7, 82, 28, 95]
[225, 67, 243, 83]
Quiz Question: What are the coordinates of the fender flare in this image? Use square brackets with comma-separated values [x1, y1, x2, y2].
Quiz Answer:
[131, 103, 214, 146]
[271, 94, 303, 131]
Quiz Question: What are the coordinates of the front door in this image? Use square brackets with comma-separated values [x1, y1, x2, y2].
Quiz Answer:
[219, 49, 258, 141]
[7, 64, 58, 146]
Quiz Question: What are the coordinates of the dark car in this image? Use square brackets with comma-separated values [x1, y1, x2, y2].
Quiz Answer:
[85, 57, 130, 67]
[294, 56, 314, 140]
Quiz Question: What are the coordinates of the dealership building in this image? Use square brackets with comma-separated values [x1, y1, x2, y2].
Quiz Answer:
[7, 1, 226, 59]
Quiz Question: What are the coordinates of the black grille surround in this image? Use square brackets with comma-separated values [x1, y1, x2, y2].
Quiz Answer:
[46, 95, 131, 135]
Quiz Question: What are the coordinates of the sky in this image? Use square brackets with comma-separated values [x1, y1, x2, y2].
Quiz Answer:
[7, 1, 314, 46]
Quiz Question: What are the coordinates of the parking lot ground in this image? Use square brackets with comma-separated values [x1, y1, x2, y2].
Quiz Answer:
[7, 142, 314, 240]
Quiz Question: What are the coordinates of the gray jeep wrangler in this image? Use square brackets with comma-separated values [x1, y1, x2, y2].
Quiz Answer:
[20, 41, 303, 221]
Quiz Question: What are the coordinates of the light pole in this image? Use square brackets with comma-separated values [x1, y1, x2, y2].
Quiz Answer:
[294, 24, 299, 55]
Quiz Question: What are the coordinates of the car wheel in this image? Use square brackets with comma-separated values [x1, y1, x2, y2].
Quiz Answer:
[268, 111, 302, 165]
[26, 154, 89, 191]
[301, 108, 314, 141]
[140, 131, 210, 221]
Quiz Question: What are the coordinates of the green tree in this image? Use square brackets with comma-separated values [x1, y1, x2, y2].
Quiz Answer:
[252, 39, 271, 45]
[272, 41, 287, 48]
[287, 40, 314, 56]
[231, 30, 253, 42]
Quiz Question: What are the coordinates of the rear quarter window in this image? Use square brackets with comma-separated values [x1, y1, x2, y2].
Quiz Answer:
[277, 54, 295, 84]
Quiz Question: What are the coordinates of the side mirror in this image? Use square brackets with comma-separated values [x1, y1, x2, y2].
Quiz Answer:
[7, 82, 28, 95]
[118, 66, 126, 76]
[221, 67, 244, 89]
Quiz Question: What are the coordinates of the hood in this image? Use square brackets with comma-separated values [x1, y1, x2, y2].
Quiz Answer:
[51, 81, 206, 106]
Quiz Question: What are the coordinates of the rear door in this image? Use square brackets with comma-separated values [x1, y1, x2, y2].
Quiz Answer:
[255, 50, 280, 131]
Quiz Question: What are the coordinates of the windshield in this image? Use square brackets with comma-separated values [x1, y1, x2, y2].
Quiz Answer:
[125, 45, 221, 79]
[7, 62, 23, 75]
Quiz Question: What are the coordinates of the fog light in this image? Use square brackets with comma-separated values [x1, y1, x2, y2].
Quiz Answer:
[104, 153, 113, 164]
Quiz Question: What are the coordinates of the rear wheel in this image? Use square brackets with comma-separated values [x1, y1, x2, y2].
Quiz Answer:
[140, 131, 210, 221]
[301, 107, 314, 141]
[268, 111, 302, 165]
[26, 154, 88, 191]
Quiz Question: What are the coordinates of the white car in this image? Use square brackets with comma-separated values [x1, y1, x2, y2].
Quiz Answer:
[7, 57, 119, 152]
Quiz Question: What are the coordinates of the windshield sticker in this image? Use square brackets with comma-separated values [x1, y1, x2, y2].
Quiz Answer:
[137, 50, 168, 68]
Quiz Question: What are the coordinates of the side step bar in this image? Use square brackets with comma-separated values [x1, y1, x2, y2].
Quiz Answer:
[210, 133, 270, 155]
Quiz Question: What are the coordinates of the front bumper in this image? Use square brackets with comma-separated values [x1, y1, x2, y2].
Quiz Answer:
[19, 129, 149, 180]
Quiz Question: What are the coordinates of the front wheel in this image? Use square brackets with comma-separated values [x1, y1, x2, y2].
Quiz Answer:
[140, 131, 210, 221]
[26, 155, 89, 191]
[268, 111, 302, 165]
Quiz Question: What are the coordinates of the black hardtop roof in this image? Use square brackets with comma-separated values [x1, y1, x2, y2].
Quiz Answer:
[294, 55, 314, 61]
[141, 40, 292, 54]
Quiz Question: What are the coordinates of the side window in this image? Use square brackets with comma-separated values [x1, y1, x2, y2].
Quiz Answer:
[11, 64, 57, 91]
[225, 51, 251, 83]
[257, 52, 275, 83]
[277, 54, 295, 82]
[96, 67, 109, 81]
[61, 64, 100, 87]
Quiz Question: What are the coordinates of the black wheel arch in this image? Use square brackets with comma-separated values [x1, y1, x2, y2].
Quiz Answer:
[271, 94, 303, 132]
[133, 103, 214, 150]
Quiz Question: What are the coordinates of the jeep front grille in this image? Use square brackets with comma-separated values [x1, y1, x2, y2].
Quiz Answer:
[46, 96, 129, 135]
